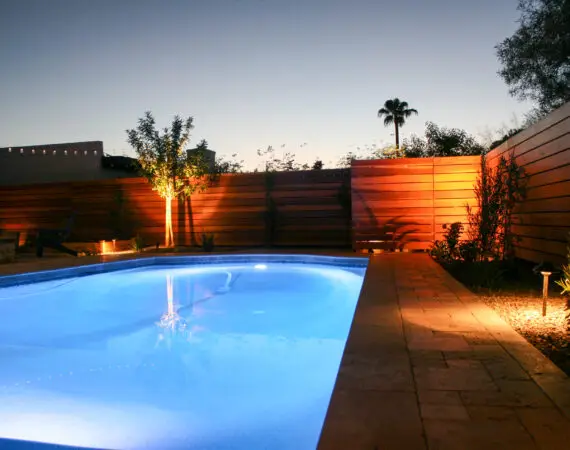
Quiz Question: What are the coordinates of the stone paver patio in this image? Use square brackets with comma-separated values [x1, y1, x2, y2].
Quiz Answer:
[318, 253, 570, 450]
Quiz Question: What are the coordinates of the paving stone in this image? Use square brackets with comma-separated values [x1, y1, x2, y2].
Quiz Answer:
[420, 404, 469, 420]
[502, 341, 564, 376]
[423, 418, 537, 450]
[344, 324, 407, 355]
[445, 359, 485, 370]
[460, 380, 554, 408]
[515, 407, 570, 450]
[403, 323, 434, 341]
[410, 350, 447, 369]
[318, 389, 426, 450]
[466, 405, 518, 421]
[414, 366, 498, 391]
[461, 331, 497, 346]
[408, 336, 471, 352]
[335, 354, 414, 392]
[418, 390, 463, 406]
[531, 373, 570, 419]
[496, 380, 556, 407]
[352, 305, 400, 326]
[482, 356, 531, 381]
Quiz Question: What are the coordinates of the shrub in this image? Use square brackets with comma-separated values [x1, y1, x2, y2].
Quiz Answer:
[555, 239, 570, 334]
[201, 233, 215, 252]
[429, 222, 464, 262]
[130, 234, 145, 253]
[556, 239, 570, 296]
[467, 152, 526, 261]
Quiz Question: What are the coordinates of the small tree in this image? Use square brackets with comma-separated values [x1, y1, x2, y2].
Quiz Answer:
[126, 111, 210, 248]
[467, 152, 526, 260]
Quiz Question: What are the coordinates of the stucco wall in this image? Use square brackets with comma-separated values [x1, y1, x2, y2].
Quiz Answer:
[0, 141, 132, 186]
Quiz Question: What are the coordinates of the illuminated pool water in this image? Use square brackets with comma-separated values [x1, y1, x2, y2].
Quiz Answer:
[0, 255, 367, 450]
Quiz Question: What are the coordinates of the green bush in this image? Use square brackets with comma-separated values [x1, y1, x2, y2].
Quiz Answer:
[429, 222, 464, 262]
[130, 234, 145, 253]
[201, 233, 215, 252]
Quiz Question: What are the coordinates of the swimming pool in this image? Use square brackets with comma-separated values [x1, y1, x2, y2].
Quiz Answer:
[0, 255, 367, 450]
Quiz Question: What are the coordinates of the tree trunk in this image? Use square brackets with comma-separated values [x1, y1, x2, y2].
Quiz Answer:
[165, 196, 173, 247]
[394, 123, 400, 149]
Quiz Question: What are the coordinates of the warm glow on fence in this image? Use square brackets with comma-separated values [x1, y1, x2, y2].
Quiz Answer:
[100, 240, 112, 255]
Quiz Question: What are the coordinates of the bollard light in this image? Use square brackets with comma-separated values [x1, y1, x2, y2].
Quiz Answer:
[541, 271, 552, 317]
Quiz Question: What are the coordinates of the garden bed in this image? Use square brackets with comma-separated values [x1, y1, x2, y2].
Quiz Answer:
[482, 293, 570, 375]
[442, 259, 570, 376]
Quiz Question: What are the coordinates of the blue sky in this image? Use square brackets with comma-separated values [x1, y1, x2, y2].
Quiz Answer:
[0, 0, 532, 169]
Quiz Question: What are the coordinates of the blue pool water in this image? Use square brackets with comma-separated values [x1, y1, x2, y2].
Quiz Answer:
[0, 256, 366, 450]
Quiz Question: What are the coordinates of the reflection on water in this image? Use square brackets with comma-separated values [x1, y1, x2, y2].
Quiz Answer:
[0, 264, 365, 450]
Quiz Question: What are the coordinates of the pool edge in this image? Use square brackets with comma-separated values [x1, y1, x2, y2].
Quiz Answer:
[0, 253, 369, 288]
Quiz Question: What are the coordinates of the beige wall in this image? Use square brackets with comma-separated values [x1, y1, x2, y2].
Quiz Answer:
[0, 141, 133, 186]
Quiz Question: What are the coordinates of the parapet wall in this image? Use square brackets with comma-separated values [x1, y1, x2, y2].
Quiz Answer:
[0, 141, 131, 185]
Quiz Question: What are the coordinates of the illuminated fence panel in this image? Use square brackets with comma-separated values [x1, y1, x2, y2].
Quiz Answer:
[351, 156, 480, 252]
[486, 101, 570, 264]
[0, 169, 351, 248]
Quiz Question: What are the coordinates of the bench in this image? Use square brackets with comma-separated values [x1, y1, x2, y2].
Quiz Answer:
[36, 215, 78, 257]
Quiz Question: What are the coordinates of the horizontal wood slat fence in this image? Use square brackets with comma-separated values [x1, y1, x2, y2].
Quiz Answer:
[0, 169, 351, 248]
[2, 101, 569, 263]
[351, 156, 480, 252]
[486, 101, 570, 264]
[352, 101, 570, 264]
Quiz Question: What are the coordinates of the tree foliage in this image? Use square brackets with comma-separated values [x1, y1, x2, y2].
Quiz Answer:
[312, 158, 324, 170]
[496, 0, 570, 111]
[403, 122, 485, 157]
[127, 111, 210, 199]
[377, 98, 418, 148]
[489, 127, 525, 150]
[126, 111, 210, 247]
[214, 153, 245, 174]
[256, 145, 322, 171]
[379, 145, 407, 159]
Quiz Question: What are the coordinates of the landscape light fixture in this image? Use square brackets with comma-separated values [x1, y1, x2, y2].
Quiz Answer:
[534, 262, 558, 317]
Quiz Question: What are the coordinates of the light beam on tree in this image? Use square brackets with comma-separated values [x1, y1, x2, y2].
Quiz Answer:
[126, 111, 210, 247]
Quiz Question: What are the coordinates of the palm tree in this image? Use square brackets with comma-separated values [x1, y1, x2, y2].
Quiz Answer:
[377, 98, 418, 149]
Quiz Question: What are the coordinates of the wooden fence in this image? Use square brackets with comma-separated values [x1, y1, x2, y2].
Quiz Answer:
[0, 169, 351, 248]
[487, 101, 570, 264]
[3, 99, 569, 262]
[351, 156, 480, 251]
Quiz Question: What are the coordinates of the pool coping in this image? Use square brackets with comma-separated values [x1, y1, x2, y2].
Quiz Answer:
[0, 249, 369, 288]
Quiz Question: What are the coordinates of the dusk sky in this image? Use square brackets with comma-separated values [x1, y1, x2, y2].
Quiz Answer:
[1, 0, 533, 169]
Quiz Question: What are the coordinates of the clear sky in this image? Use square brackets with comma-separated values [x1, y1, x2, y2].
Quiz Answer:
[0, 0, 533, 170]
